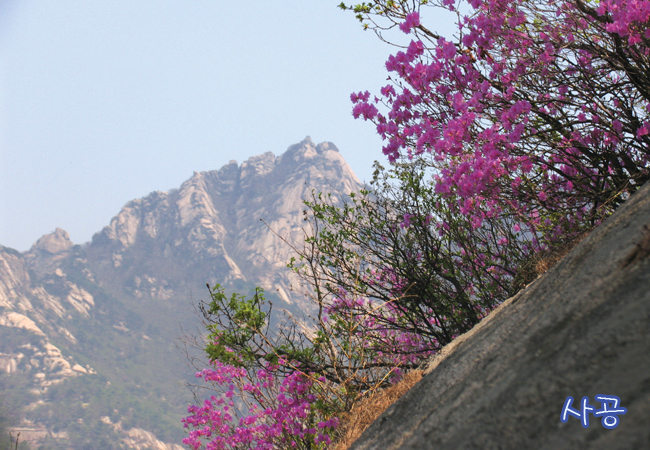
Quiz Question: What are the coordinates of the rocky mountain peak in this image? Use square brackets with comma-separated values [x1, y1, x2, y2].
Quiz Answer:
[280, 136, 319, 164]
[0, 138, 363, 450]
[315, 141, 339, 154]
[240, 152, 277, 180]
[217, 160, 240, 184]
[30, 228, 73, 255]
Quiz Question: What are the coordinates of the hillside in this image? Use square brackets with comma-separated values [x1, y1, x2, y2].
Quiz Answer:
[348, 182, 650, 449]
[0, 137, 362, 450]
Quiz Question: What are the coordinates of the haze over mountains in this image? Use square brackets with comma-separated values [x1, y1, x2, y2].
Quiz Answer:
[0, 138, 362, 450]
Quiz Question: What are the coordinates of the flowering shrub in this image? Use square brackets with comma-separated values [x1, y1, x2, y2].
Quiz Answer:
[183, 283, 401, 449]
[343, 0, 650, 248]
[185, 2, 650, 447]
[292, 160, 514, 365]
[183, 360, 337, 450]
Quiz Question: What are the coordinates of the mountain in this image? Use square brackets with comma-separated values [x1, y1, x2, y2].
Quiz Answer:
[0, 138, 362, 450]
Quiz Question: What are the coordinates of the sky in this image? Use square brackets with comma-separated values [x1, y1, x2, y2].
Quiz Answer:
[0, 1, 456, 252]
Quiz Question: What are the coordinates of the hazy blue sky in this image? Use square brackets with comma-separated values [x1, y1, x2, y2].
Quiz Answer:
[0, 2, 454, 252]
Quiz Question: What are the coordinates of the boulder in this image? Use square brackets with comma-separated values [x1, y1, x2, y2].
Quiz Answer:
[30, 228, 73, 254]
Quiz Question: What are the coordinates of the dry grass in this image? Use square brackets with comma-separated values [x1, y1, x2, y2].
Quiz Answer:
[512, 229, 592, 291]
[330, 369, 424, 450]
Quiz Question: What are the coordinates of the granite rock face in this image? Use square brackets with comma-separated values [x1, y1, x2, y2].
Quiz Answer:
[0, 137, 362, 450]
[88, 136, 360, 305]
[350, 182, 650, 450]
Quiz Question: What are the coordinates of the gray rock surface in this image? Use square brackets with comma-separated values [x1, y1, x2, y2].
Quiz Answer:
[350, 182, 650, 450]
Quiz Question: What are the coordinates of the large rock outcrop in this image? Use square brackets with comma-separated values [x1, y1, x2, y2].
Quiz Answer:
[351, 182, 650, 449]
[88, 136, 360, 306]
[0, 137, 362, 450]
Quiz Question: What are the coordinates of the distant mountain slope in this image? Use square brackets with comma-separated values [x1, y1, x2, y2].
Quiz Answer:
[0, 137, 362, 450]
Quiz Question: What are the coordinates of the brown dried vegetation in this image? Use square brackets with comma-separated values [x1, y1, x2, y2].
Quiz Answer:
[512, 230, 592, 292]
[330, 369, 424, 450]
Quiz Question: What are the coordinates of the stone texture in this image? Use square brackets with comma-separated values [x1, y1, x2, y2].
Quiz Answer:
[350, 181, 650, 450]
[30, 228, 73, 254]
[88, 136, 361, 305]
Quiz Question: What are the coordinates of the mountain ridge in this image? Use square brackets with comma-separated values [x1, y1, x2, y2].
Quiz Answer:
[0, 137, 362, 450]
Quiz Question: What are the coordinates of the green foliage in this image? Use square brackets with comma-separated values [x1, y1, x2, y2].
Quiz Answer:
[0, 404, 10, 450]
[201, 284, 322, 376]
[204, 284, 269, 368]
[338, 1, 430, 29]
[195, 159, 534, 445]
[0, 380, 31, 450]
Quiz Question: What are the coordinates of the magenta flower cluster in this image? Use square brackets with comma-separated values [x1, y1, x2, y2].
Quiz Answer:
[399, 11, 421, 33]
[182, 361, 337, 450]
[351, 0, 650, 244]
[598, 0, 650, 44]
